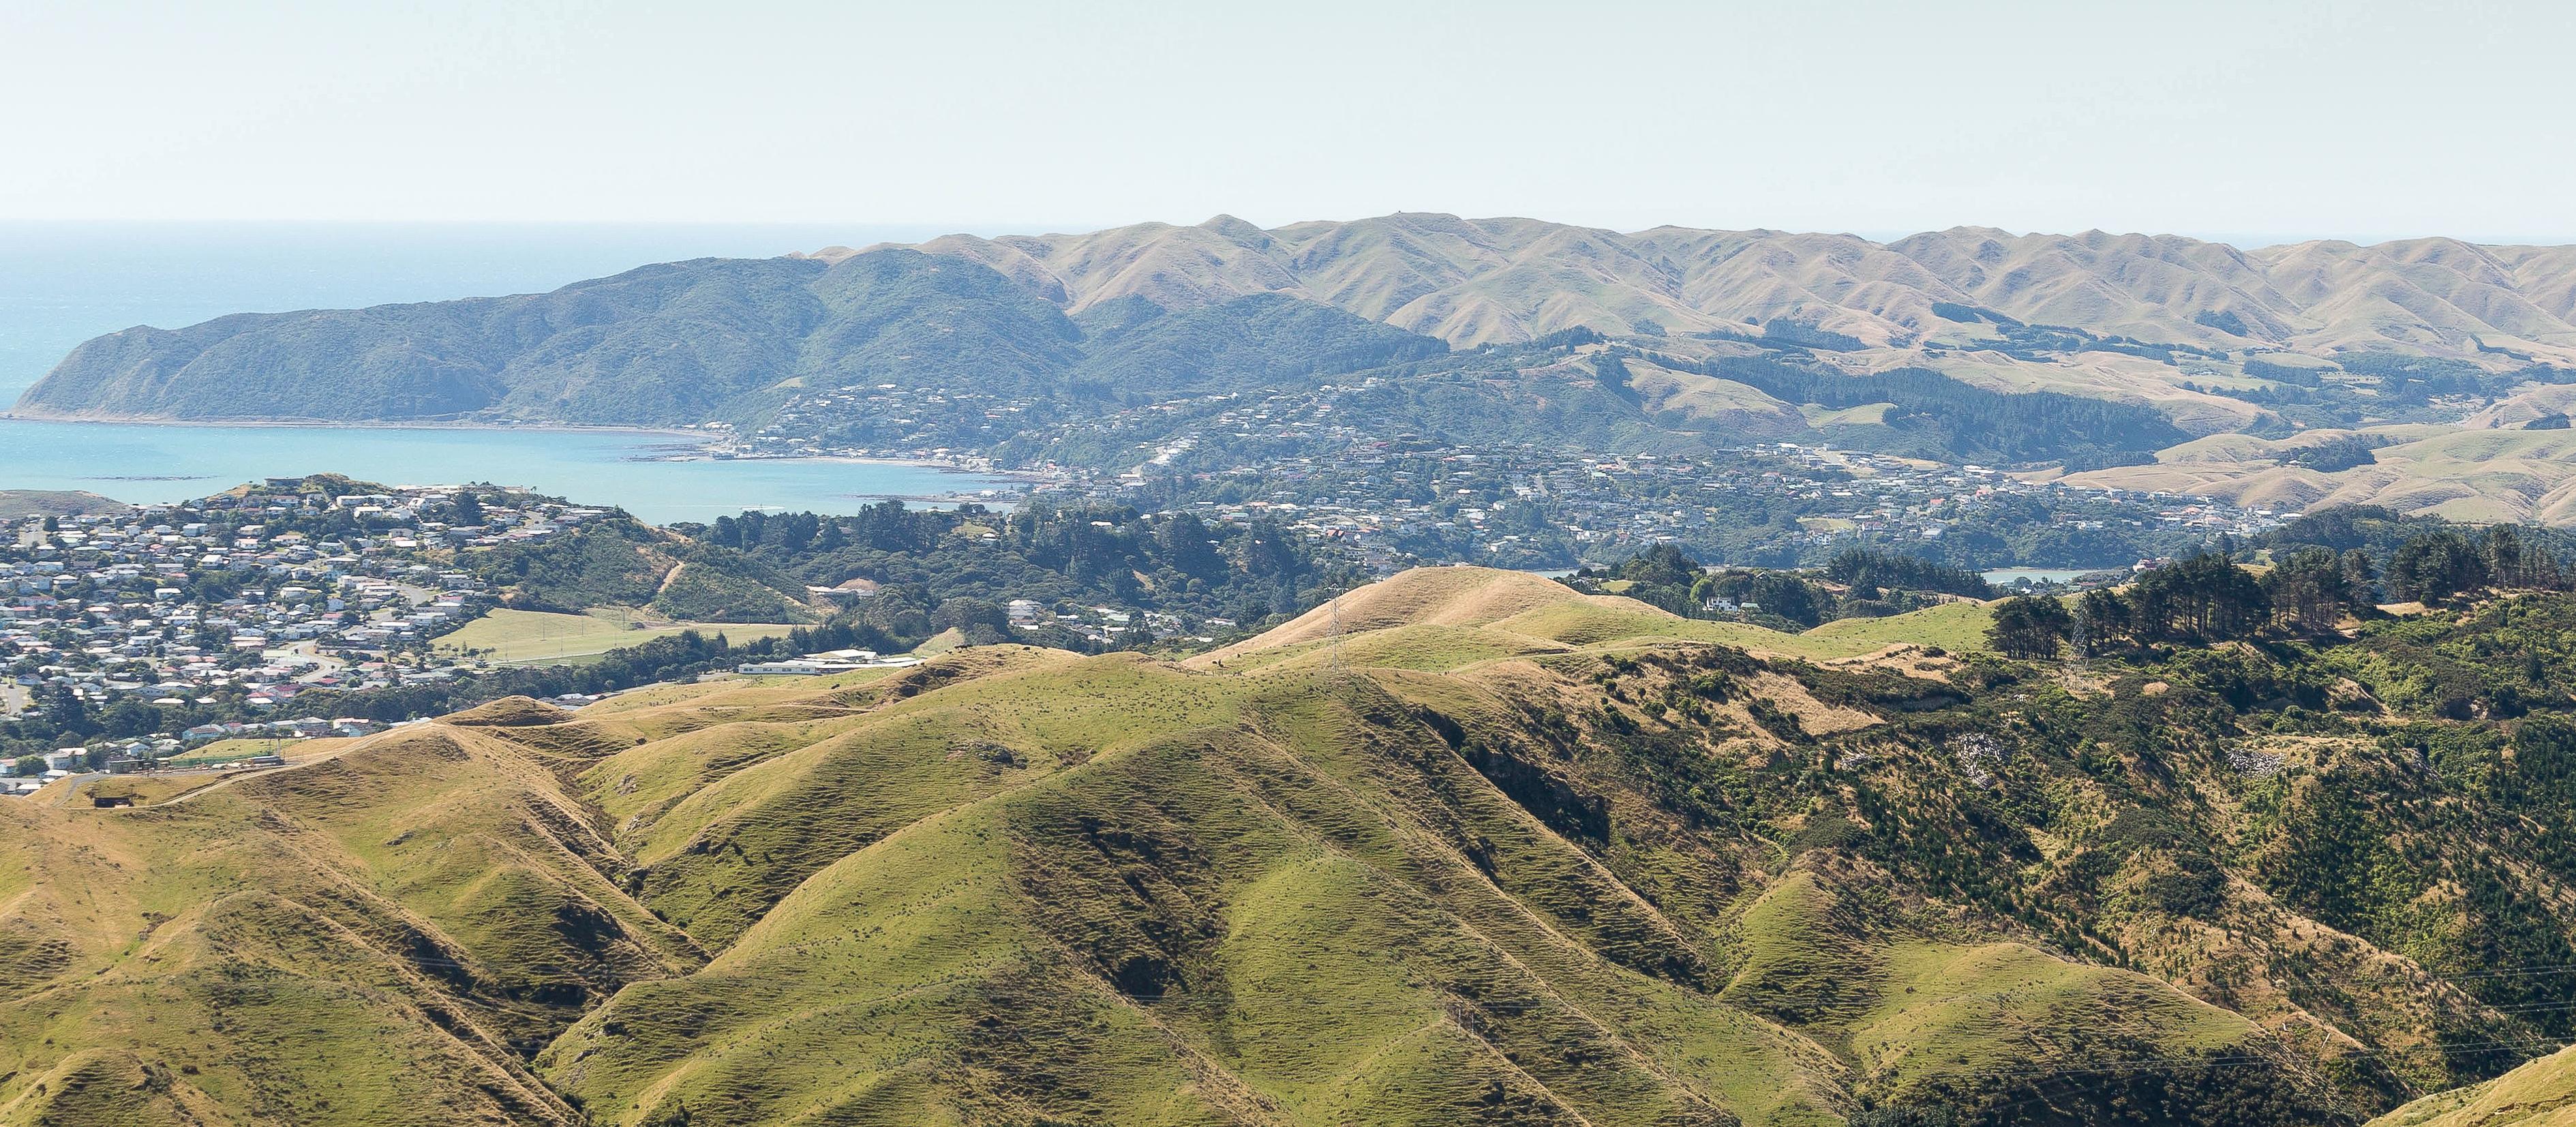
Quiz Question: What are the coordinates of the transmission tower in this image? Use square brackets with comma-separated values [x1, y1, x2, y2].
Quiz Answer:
[1326, 593, 1344, 678]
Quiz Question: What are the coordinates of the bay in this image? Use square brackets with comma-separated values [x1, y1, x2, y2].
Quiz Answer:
[0, 222, 1019, 522]
[0, 419, 1014, 524]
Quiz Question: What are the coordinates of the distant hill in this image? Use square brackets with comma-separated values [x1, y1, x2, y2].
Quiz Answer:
[27, 216, 2576, 430]
[23, 215, 2576, 519]
[866, 215, 2576, 359]
[0, 488, 125, 518]
[11, 248, 1438, 427]
[18, 566, 2576, 1122]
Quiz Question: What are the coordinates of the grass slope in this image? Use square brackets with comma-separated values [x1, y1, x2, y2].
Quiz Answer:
[436, 607, 799, 665]
[2368, 1044, 2576, 1127]
[0, 723, 698, 1126]
[1196, 569, 1992, 672]
[10, 566, 2499, 1126]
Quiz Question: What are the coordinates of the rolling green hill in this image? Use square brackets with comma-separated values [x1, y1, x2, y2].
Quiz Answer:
[2369, 1044, 2576, 1127]
[11, 565, 2576, 1124]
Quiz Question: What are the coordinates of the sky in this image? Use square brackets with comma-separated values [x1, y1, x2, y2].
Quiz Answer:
[5, 0, 2572, 243]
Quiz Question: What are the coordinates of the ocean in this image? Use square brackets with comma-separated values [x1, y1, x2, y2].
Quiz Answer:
[0, 222, 1016, 522]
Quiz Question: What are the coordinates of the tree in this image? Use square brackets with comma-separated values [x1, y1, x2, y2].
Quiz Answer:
[1989, 595, 2075, 659]
[2262, 547, 2357, 635]
[1615, 543, 1702, 591]
[2481, 524, 2563, 590]
[2483, 525, 2528, 588]
[930, 597, 1007, 634]
[102, 699, 160, 740]
[2388, 530, 2488, 606]
[2338, 549, 2379, 605]
[37, 684, 96, 738]
[2127, 554, 2269, 642]
[2074, 588, 2132, 655]
[1155, 512, 1226, 580]
[10, 754, 44, 778]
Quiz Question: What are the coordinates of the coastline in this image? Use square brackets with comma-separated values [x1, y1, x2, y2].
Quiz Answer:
[0, 412, 1050, 517]
[661, 450, 1048, 481]
[0, 410, 705, 441]
[0, 411, 1044, 481]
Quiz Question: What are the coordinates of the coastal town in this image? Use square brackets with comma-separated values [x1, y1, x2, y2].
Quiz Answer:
[1063, 441, 2291, 575]
[3, 434, 2288, 795]
[716, 371, 2291, 573]
[0, 478, 617, 792]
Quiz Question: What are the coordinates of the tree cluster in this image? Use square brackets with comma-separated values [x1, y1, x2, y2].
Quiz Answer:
[1990, 523, 2575, 659]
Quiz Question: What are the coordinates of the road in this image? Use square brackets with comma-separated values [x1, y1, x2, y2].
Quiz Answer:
[42, 770, 107, 807]
[38, 752, 329, 809]
[287, 639, 349, 684]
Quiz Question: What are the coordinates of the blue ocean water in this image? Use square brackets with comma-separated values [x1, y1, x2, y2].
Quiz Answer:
[0, 222, 1015, 522]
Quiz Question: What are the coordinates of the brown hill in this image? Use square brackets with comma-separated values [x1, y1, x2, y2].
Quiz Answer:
[808, 214, 2576, 360]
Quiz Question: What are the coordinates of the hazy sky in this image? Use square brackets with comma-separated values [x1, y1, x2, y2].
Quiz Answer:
[5, 0, 2571, 243]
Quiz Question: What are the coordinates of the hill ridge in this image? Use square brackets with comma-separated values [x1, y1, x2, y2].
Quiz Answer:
[868, 213, 2576, 357]
[18, 565, 2576, 1124]
[26, 212, 2576, 432]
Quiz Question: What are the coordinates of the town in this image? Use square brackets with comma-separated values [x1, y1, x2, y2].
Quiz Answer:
[1, 478, 616, 792]
[700, 370, 2289, 573]
[4, 437, 2287, 795]
[714, 373, 2286, 573]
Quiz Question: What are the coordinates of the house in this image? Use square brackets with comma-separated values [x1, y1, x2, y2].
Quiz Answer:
[737, 658, 869, 676]
[806, 648, 879, 663]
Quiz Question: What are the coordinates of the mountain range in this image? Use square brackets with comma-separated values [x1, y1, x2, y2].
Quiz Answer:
[22, 213, 2576, 527]
[22, 215, 2576, 430]
[864, 214, 2576, 357]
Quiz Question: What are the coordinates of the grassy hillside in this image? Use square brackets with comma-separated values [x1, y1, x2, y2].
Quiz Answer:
[2065, 427, 2576, 525]
[907, 215, 2576, 359]
[0, 489, 126, 519]
[0, 719, 699, 1125]
[17, 565, 2576, 1124]
[434, 608, 801, 665]
[2369, 1045, 2576, 1127]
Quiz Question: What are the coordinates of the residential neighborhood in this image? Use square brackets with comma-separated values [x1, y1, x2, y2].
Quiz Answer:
[1, 477, 620, 789]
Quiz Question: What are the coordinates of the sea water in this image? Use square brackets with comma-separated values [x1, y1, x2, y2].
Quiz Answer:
[0, 222, 1016, 522]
